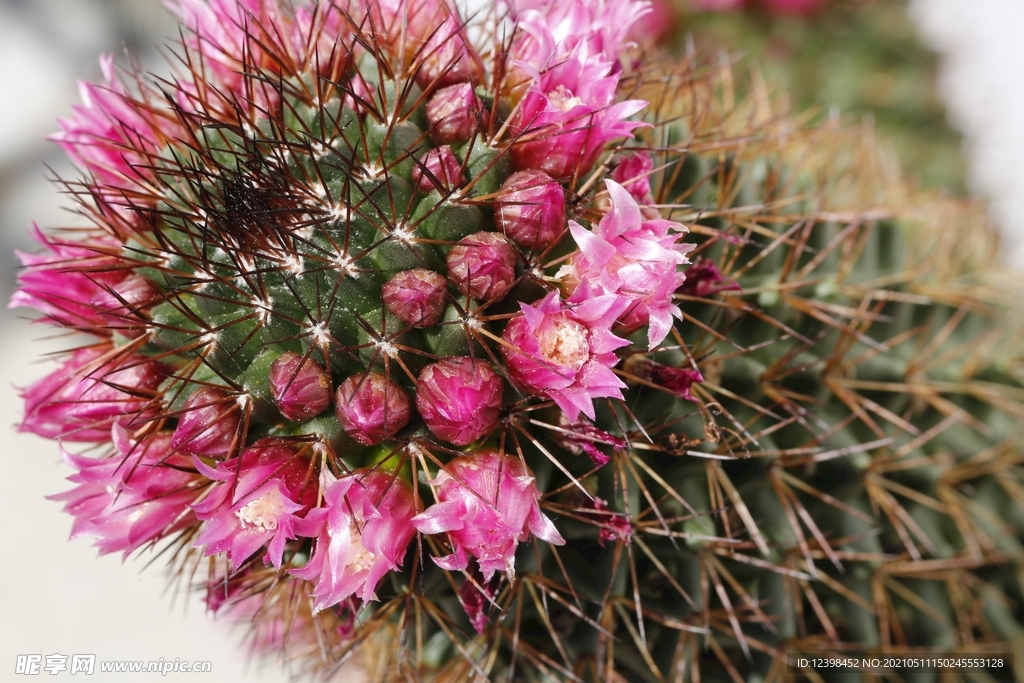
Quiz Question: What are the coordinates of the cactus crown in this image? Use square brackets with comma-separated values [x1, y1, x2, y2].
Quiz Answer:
[14, 0, 1024, 681]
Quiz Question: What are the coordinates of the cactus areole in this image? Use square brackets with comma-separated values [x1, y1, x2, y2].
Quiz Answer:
[13, 0, 1024, 680]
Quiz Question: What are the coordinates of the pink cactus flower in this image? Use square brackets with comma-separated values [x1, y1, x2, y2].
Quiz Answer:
[52, 55, 174, 192]
[446, 231, 518, 302]
[192, 438, 317, 570]
[412, 146, 464, 194]
[504, 0, 649, 178]
[382, 269, 449, 328]
[426, 83, 484, 145]
[494, 170, 567, 251]
[172, 386, 242, 458]
[10, 227, 155, 336]
[507, 0, 652, 69]
[168, 0, 352, 104]
[501, 284, 630, 421]
[291, 469, 419, 611]
[335, 373, 412, 445]
[49, 425, 199, 557]
[510, 53, 647, 179]
[610, 150, 655, 205]
[269, 352, 332, 422]
[416, 358, 503, 445]
[411, 450, 565, 580]
[20, 345, 169, 443]
[566, 180, 694, 349]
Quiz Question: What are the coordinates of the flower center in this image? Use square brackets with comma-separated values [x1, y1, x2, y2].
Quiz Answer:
[548, 85, 583, 113]
[345, 521, 377, 573]
[538, 316, 589, 369]
[236, 486, 288, 531]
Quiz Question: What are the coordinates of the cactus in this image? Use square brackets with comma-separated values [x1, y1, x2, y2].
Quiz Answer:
[12, 0, 1024, 681]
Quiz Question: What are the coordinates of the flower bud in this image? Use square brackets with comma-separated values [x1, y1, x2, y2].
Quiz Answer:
[415, 18, 473, 89]
[172, 387, 241, 457]
[416, 358, 503, 445]
[426, 83, 483, 145]
[382, 269, 448, 328]
[335, 374, 412, 445]
[412, 146, 464, 194]
[494, 170, 567, 250]
[446, 231, 517, 302]
[269, 352, 332, 422]
[610, 150, 654, 204]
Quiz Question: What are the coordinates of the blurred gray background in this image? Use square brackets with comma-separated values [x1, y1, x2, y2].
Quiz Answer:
[1, 0, 1021, 681]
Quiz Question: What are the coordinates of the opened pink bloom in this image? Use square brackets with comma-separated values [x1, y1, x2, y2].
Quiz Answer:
[567, 180, 694, 349]
[291, 469, 419, 612]
[411, 450, 565, 580]
[168, 0, 351, 102]
[11, 227, 154, 336]
[50, 425, 199, 557]
[52, 55, 173, 193]
[20, 345, 169, 442]
[511, 51, 647, 179]
[508, 0, 652, 70]
[502, 284, 629, 421]
[192, 438, 317, 570]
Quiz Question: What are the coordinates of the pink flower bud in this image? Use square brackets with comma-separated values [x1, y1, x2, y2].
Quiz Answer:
[415, 18, 474, 89]
[412, 146, 464, 194]
[382, 269, 449, 328]
[172, 387, 242, 457]
[494, 170, 566, 250]
[269, 352, 332, 422]
[411, 450, 565, 581]
[446, 231, 517, 302]
[416, 358, 503, 445]
[610, 150, 655, 204]
[426, 83, 483, 145]
[335, 374, 412, 445]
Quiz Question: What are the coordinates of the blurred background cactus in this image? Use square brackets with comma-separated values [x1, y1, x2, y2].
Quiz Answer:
[672, 0, 967, 193]
[5, 0, 1024, 681]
